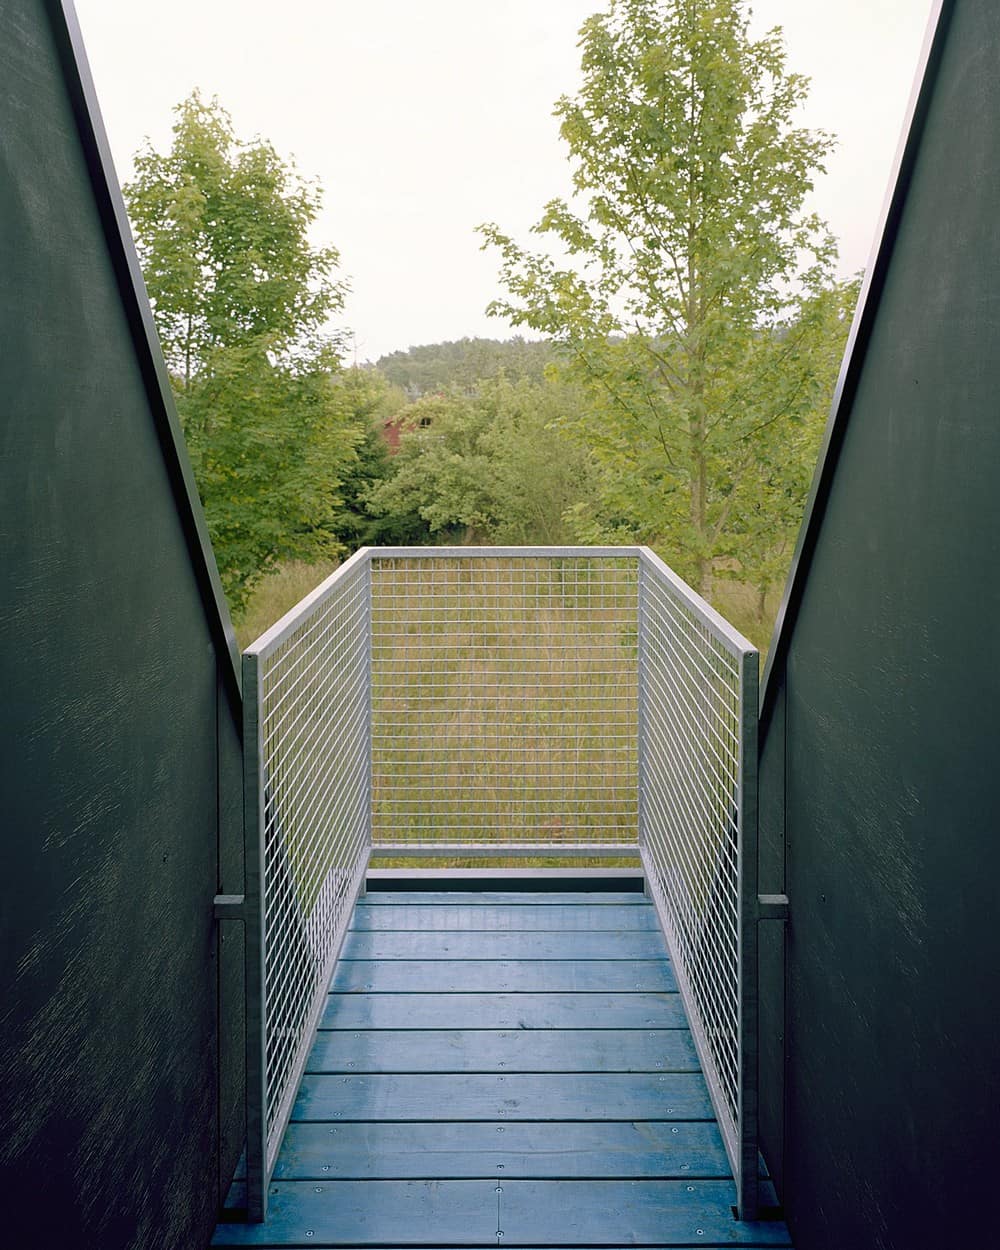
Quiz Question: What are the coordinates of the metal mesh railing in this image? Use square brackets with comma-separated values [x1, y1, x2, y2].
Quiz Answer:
[637, 549, 759, 1218]
[239, 545, 758, 1221]
[368, 549, 639, 855]
[242, 549, 373, 1219]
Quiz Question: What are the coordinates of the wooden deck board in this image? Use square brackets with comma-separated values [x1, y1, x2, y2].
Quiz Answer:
[307, 1028, 698, 1073]
[271, 1120, 730, 1179]
[352, 903, 659, 931]
[212, 1180, 792, 1246]
[341, 928, 668, 960]
[331, 958, 676, 993]
[292, 1072, 714, 1121]
[320, 991, 687, 1030]
[213, 888, 792, 1248]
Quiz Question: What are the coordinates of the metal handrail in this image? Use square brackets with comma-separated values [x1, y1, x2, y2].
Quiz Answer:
[242, 550, 373, 1220]
[239, 545, 759, 1221]
[368, 548, 640, 856]
[637, 549, 759, 1219]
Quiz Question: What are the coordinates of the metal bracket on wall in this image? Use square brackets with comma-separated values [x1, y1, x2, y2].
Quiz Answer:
[757, 893, 790, 922]
[213, 893, 248, 921]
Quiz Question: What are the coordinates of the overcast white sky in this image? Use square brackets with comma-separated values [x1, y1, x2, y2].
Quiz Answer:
[74, 0, 935, 363]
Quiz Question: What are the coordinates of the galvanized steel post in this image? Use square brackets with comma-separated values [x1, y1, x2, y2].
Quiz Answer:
[241, 650, 267, 1221]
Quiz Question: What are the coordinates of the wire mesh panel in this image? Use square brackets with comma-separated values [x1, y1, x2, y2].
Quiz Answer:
[637, 549, 759, 1219]
[368, 549, 639, 855]
[237, 544, 759, 1223]
[242, 550, 373, 1219]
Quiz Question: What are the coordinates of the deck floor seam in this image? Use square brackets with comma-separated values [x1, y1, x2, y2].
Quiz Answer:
[304, 1073, 702, 1080]
[285, 1120, 715, 1130]
[316, 1027, 691, 1033]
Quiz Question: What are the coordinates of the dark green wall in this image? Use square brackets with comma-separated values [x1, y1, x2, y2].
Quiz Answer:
[0, 3, 244, 1246]
[759, 2, 999, 1245]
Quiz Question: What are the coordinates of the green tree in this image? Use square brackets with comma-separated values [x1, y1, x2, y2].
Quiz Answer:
[478, 377, 602, 545]
[364, 391, 496, 542]
[365, 375, 599, 545]
[328, 367, 423, 547]
[726, 278, 858, 621]
[376, 337, 555, 397]
[125, 92, 356, 610]
[480, 0, 849, 598]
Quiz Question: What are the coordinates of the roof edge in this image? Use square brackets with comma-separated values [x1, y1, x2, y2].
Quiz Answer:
[759, 0, 954, 732]
[51, 0, 242, 716]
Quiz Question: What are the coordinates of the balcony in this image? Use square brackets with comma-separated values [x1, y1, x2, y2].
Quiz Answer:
[213, 546, 781, 1245]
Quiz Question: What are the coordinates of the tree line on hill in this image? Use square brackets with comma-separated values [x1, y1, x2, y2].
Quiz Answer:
[124, 0, 858, 639]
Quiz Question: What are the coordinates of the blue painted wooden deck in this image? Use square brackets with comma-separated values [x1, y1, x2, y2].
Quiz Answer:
[213, 889, 791, 1248]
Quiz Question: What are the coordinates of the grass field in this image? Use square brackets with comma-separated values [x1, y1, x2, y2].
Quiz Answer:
[367, 554, 640, 863]
[237, 557, 782, 658]
[235, 559, 340, 650]
[240, 552, 770, 869]
[243, 554, 645, 869]
[710, 579, 781, 660]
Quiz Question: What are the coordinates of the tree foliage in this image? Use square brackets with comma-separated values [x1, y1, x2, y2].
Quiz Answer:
[480, 0, 853, 599]
[327, 367, 420, 548]
[376, 337, 555, 398]
[725, 278, 858, 616]
[365, 375, 600, 545]
[125, 92, 359, 610]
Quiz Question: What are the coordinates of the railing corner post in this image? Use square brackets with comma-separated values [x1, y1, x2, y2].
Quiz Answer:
[636, 553, 649, 859]
[737, 646, 761, 1221]
[364, 550, 375, 858]
[241, 649, 268, 1222]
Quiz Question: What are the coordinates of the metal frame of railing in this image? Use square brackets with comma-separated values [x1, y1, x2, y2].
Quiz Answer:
[239, 546, 758, 1221]
[369, 547, 639, 858]
[637, 549, 760, 1219]
[241, 548, 373, 1220]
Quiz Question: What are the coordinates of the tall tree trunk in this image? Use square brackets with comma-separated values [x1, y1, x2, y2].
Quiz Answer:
[689, 411, 712, 600]
[184, 310, 193, 390]
[756, 582, 769, 624]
